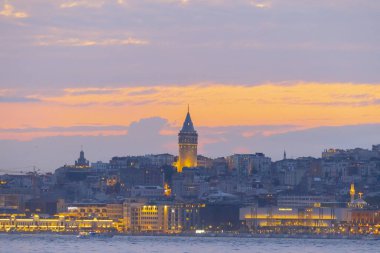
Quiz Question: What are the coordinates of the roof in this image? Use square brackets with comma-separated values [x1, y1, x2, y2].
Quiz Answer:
[180, 111, 196, 133]
[351, 198, 367, 205]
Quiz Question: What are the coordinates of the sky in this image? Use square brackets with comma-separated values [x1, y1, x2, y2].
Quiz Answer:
[0, 0, 380, 172]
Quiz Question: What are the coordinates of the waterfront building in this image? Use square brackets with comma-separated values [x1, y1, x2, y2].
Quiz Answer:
[24, 198, 65, 216]
[64, 203, 123, 221]
[123, 199, 180, 233]
[240, 205, 341, 229]
[0, 214, 114, 233]
[122, 199, 204, 233]
[177, 107, 198, 172]
[200, 203, 242, 231]
[350, 209, 380, 225]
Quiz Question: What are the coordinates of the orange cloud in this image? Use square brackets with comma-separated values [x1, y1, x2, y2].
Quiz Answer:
[0, 2, 28, 18]
[1, 82, 380, 140]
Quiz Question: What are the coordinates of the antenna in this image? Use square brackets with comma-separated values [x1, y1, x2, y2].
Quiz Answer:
[188, 104, 190, 113]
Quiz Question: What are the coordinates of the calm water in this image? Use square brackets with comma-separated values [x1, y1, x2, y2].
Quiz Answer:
[1, 234, 379, 253]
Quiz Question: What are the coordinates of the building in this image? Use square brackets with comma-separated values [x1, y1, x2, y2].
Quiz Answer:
[200, 203, 241, 231]
[119, 167, 165, 188]
[131, 185, 164, 198]
[122, 199, 204, 233]
[277, 195, 336, 208]
[145, 154, 175, 168]
[75, 150, 90, 168]
[226, 153, 271, 177]
[177, 107, 198, 172]
[24, 198, 65, 215]
[91, 161, 109, 173]
[0, 214, 114, 233]
[0, 193, 32, 211]
[172, 169, 209, 199]
[197, 155, 213, 168]
[123, 199, 180, 233]
[109, 156, 150, 170]
[240, 206, 340, 230]
[64, 202, 123, 221]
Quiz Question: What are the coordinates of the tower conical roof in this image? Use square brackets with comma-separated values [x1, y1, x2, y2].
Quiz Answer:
[180, 111, 196, 132]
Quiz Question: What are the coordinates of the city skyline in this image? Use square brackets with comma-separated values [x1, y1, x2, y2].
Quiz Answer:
[1, 0, 380, 171]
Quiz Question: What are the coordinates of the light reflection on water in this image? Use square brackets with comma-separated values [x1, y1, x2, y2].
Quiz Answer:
[1, 234, 379, 253]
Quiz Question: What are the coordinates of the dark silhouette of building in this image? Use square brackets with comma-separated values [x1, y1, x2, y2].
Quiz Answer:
[75, 149, 89, 167]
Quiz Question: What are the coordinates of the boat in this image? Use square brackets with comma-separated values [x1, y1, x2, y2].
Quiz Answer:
[77, 231, 114, 239]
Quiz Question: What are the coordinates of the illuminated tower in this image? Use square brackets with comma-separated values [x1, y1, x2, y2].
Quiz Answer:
[177, 106, 198, 172]
[350, 183, 356, 202]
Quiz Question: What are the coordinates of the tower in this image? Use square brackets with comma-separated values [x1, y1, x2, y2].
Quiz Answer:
[177, 106, 198, 172]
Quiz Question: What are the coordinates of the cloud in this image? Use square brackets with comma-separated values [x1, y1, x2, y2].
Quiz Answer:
[58, 0, 128, 9]
[41, 82, 380, 109]
[0, 96, 40, 103]
[1, 82, 380, 136]
[249, 0, 271, 9]
[59, 0, 106, 9]
[64, 88, 119, 96]
[0, 2, 28, 18]
[0, 125, 128, 133]
[35, 36, 149, 47]
[128, 88, 158, 96]
[0, 125, 129, 141]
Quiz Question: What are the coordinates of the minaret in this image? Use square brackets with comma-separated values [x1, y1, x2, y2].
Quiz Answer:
[177, 106, 198, 172]
[350, 183, 356, 202]
[283, 150, 287, 160]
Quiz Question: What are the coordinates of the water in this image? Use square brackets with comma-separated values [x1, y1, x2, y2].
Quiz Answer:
[1, 234, 379, 253]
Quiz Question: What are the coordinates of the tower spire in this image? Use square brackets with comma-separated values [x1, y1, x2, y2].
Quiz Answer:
[188, 104, 189, 113]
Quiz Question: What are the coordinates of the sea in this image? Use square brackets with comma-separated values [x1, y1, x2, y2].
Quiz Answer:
[0, 234, 379, 253]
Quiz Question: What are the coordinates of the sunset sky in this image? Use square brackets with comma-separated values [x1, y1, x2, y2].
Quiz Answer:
[1, 0, 380, 171]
